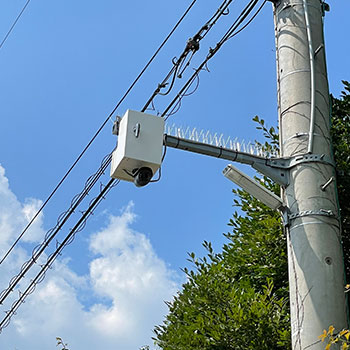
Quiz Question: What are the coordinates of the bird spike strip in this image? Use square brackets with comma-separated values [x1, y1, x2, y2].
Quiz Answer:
[165, 124, 278, 158]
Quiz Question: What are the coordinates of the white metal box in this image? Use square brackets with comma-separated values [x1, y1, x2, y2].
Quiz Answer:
[110, 110, 164, 182]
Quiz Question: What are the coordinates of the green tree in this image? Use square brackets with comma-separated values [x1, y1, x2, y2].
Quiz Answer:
[321, 81, 350, 350]
[154, 81, 350, 350]
[330, 81, 350, 284]
[154, 117, 290, 350]
[56, 337, 69, 350]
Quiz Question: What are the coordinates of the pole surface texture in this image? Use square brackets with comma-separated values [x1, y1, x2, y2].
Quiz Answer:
[274, 0, 347, 348]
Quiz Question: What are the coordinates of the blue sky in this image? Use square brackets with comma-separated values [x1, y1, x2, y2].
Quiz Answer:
[0, 1, 349, 349]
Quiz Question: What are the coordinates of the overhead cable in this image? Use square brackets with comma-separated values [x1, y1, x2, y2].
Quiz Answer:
[142, 0, 234, 112]
[0, 0, 265, 304]
[0, 178, 119, 333]
[0, 0, 267, 329]
[0, 0, 230, 306]
[0, 0, 198, 266]
[225, 0, 267, 40]
[0, 0, 31, 51]
[161, 0, 266, 119]
[219, 0, 259, 43]
[0, 153, 111, 305]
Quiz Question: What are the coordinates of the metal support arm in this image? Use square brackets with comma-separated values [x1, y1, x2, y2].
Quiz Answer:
[164, 134, 289, 186]
[164, 134, 334, 187]
[164, 134, 334, 188]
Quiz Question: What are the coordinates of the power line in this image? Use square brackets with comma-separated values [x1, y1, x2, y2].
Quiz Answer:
[0, 0, 198, 266]
[0, 0, 234, 308]
[1, 0, 262, 302]
[0, 153, 112, 305]
[225, 0, 267, 40]
[0, 0, 31, 51]
[0, 0, 266, 330]
[142, 0, 233, 112]
[161, 0, 265, 119]
[0, 178, 119, 333]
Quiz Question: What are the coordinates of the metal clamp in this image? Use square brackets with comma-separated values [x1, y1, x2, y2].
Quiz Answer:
[268, 153, 335, 169]
[288, 209, 336, 221]
[289, 154, 335, 168]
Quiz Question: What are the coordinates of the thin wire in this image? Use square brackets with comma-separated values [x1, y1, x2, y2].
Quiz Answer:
[0, 178, 118, 333]
[0, 0, 197, 266]
[303, 0, 316, 153]
[106, 0, 198, 119]
[0, 153, 111, 305]
[226, 0, 267, 40]
[161, 0, 264, 119]
[142, 0, 233, 112]
[0, 0, 266, 326]
[0, 0, 31, 51]
[219, 0, 259, 44]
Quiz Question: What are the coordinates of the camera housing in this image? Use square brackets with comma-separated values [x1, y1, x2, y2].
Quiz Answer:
[110, 110, 164, 186]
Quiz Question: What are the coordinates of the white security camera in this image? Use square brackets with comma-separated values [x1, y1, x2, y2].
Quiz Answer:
[110, 110, 164, 187]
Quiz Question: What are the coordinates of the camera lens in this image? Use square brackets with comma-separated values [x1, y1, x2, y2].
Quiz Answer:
[134, 167, 153, 187]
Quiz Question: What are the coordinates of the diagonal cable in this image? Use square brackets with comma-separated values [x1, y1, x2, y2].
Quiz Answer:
[0, 0, 265, 306]
[0, 0, 198, 266]
[0, 153, 111, 305]
[0, 0, 267, 330]
[0, 0, 31, 51]
[0, 178, 118, 333]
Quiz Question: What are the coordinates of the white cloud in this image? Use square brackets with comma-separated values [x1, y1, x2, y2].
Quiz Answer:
[0, 165, 179, 350]
[88, 203, 179, 340]
[0, 165, 44, 251]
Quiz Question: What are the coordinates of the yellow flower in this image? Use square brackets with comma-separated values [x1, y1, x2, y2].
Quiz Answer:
[319, 329, 327, 342]
[342, 343, 349, 350]
[329, 325, 335, 336]
[340, 330, 350, 337]
[326, 343, 331, 350]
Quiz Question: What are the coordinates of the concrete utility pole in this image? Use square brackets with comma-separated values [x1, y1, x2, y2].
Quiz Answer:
[273, 0, 347, 348]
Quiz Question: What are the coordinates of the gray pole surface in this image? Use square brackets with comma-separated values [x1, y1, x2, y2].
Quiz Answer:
[273, 0, 347, 348]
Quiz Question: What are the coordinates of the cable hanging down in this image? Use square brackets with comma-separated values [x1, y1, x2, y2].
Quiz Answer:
[0, 0, 198, 267]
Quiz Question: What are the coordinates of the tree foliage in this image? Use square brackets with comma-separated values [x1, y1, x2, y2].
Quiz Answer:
[56, 337, 69, 350]
[330, 81, 350, 283]
[154, 81, 350, 350]
[154, 117, 290, 349]
[321, 81, 350, 350]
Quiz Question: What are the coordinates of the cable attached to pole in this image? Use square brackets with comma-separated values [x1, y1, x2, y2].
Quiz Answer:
[303, 0, 316, 154]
